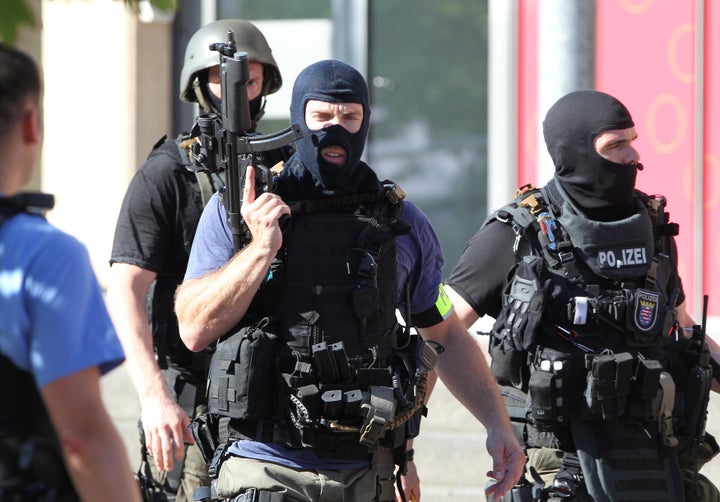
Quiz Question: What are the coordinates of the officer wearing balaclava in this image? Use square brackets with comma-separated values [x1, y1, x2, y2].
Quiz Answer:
[279, 59, 379, 198]
[543, 90, 641, 222]
[446, 89, 720, 500]
[175, 59, 526, 501]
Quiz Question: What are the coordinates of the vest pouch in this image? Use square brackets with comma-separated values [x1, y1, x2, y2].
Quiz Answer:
[582, 352, 634, 421]
[628, 355, 663, 420]
[673, 326, 713, 443]
[488, 333, 527, 388]
[528, 348, 569, 431]
[494, 254, 547, 352]
[207, 321, 278, 420]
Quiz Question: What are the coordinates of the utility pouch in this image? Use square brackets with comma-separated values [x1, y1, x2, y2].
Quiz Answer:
[583, 353, 619, 420]
[666, 325, 713, 444]
[682, 363, 712, 440]
[494, 254, 547, 352]
[528, 348, 568, 430]
[582, 351, 634, 421]
[628, 356, 663, 419]
[488, 333, 527, 388]
[528, 368, 556, 427]
[207, 320, 278, 420]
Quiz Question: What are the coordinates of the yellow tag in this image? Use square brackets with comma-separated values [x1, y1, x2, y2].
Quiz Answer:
[435, 284, 453, 319]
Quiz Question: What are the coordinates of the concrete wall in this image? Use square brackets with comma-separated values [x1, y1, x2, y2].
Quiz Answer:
[39, 0, 172, 287]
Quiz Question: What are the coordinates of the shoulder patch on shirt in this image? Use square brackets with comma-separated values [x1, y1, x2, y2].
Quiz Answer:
[414, 284, 454, 328]
[435, 283, 453, 318]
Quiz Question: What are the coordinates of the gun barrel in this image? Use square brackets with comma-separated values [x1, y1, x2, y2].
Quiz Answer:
[222, 51, 252, 134]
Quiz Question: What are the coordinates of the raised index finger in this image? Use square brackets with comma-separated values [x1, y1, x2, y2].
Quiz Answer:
[243, 165, 256, 204]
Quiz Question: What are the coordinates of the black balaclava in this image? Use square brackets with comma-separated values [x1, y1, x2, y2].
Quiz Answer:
[543, 90, 641, 221]
[284, 60, 375, 196]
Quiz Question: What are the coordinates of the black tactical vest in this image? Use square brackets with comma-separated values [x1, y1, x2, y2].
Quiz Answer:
[206, 183, 430, 460]
[485, 182, 703, 500]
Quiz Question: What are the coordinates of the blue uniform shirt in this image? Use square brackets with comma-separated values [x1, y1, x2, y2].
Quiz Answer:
[0, 212, 124, 388]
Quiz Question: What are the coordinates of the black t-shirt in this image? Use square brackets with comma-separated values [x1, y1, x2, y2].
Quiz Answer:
[110, 140, 210, 277]
[446, 220, 519, 319]
[110, 139, 224, 371]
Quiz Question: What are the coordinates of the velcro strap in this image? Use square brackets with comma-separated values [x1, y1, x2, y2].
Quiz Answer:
[359, 386, 396, 447]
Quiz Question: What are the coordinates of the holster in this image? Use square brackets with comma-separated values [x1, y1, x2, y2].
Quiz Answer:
[191, 412, 220, 465]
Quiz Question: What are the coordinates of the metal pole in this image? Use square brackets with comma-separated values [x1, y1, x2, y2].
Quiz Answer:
[537, 0, 596, 183]
[332, 0, 368, 76]
[487, 0, 519, 213]
[693, 0, 705, 316]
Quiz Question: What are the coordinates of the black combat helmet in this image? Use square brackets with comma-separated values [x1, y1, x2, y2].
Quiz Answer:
[179, 19, 282, 106]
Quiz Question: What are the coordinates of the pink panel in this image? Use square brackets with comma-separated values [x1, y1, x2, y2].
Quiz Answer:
[596, 0, 705, 314]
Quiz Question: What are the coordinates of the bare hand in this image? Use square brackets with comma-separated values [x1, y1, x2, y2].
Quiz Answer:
[240, 166, 289, 255]
[396, 461, 420, 501]
[484, 429, 526, 499]
[140, 395, 193, 472]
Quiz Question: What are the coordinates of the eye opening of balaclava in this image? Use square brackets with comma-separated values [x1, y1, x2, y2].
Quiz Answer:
[542, 90, 641, 221]
[287, 59, 373, 195]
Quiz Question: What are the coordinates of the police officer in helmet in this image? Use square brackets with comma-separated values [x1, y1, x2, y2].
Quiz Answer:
[179, 18, 282, 131]
[107, 19, 290, 502]
[446, 90, 720, 501]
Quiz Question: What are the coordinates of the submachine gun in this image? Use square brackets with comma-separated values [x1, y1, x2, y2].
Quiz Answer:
[188, 30, 303, 251]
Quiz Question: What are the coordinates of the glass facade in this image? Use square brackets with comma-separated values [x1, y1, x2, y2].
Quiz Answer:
[367, 1, 488, 272]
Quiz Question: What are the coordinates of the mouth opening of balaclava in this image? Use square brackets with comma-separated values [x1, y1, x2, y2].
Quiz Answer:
[542, 90, 641, 221]
[287, 59, 374, 195]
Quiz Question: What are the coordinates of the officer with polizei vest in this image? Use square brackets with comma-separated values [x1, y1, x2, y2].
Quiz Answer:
[446, 90, 720, 501]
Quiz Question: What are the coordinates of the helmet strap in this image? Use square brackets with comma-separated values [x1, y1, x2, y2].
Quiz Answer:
[192, 73, 220, 115]
[192, 74, 266, 132]
[251, 95, 266, 127]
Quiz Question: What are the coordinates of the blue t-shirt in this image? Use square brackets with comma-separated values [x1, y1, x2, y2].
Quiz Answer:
[185, 192, 447, 469]
[0, 213, 124, 388]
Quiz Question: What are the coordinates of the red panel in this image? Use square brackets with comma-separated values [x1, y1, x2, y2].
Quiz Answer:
[517, 0, 539, 187]
[596, 0, 705, 315]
